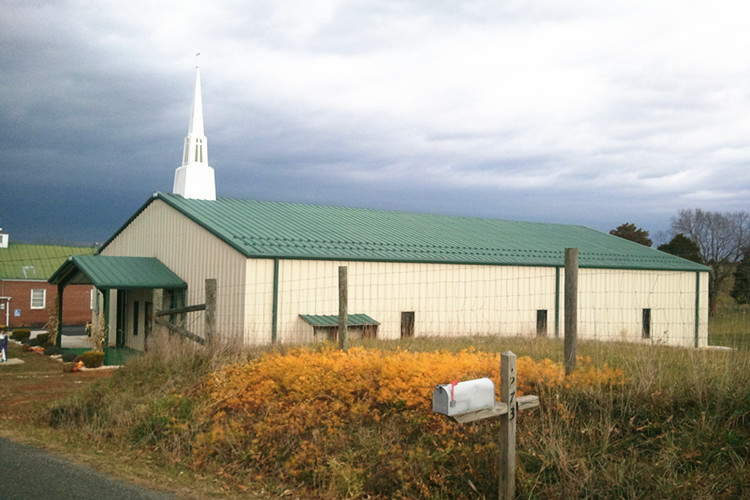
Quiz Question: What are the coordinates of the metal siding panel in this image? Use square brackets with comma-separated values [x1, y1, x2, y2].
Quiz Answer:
[101, 200, 247, 342]
[273, 260, 558, 341]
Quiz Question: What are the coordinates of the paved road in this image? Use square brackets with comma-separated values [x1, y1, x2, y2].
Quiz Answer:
[0, 437, 179, 499]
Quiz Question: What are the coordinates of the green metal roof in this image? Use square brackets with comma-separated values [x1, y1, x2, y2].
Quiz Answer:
[101, 193, 710, 272]
[300, 314, 380, 327]
[48, 255, 187, 290]
[0, 243, 95, 280]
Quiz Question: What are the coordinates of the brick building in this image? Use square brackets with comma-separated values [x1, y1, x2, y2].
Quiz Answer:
[0, 230, 94, 328]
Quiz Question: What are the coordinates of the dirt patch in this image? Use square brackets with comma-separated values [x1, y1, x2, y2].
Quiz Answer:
[0, 342, 113, 427]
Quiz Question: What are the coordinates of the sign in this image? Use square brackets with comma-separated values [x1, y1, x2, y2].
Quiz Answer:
[14, 309, 20, 317]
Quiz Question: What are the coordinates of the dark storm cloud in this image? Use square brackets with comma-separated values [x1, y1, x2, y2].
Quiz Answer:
[2, 1, 750, 245]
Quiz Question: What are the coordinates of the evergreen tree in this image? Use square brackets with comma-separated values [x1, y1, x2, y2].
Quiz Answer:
[657, 234, 703, 264]
[610, 222, 652, 247]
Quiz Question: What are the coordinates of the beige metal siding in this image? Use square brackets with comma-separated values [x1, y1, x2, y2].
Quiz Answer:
[272, 260, 557, 342]
[568, 269, 708, 347]
[264, 260, 707, 347]
[243, 259, 275, 345]
[102, 200, 248, 340]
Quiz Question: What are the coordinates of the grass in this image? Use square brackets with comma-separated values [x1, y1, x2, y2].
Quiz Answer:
[34, 333, 750, 499]
[709, 306, 750, 350]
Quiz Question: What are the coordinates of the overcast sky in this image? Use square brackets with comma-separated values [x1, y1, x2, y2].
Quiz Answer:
[2, 0, 749, 246]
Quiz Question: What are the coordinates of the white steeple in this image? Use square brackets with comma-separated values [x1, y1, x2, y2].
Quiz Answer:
[173, 61, 216, 200]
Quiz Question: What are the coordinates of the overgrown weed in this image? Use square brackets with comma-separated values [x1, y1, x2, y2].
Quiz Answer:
[48, 335, 750, 498]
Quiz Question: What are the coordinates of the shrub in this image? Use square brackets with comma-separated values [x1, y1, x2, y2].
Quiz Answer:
[36, 333, 50, 345]
[61, 352, 78, 363]
[81, 351, 105, 368]
[11, 328, 31, 341]
[44, 345, 61, 356]
[190, 346, 624, 497]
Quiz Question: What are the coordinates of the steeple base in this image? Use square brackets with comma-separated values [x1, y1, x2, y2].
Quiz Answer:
[173, 164, 216, 200]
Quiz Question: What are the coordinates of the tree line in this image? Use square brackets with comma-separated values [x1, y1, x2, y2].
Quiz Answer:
[609, 210, 750, 316]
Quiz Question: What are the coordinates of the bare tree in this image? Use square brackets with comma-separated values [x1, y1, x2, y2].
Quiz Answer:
[670, 209, 750, 315]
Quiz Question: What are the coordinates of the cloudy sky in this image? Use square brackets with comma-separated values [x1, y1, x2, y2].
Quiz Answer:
[2, 0, 750, 246]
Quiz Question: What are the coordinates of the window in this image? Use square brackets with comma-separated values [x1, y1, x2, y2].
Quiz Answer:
[536, 310, 548, 337]
[642, 309, 651, 339]
[30, 289, 46, 309]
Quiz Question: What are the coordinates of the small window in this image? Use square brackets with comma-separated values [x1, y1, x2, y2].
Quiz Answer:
[30, 289, 46, 309]
[401, 311, 415, 338]
[536, 310, 548, 337]
[642, 309, 651, 339]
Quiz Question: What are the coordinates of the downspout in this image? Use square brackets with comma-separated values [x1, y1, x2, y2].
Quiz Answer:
[272, 258, 279, 343]
[694, 271, 701, 348]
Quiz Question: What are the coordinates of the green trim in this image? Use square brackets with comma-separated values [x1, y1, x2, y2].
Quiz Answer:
[555, 267, 561, 337]
[694, 272, 701, 348]
[103, 289, 110, 359]
[271, 258, 279, 343]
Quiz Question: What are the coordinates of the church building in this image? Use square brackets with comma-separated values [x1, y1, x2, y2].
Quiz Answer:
[50, 67, 711, 351]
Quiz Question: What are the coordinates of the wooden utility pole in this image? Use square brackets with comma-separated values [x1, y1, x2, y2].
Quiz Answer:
[205, 278, 217, 346]
[564, 248, 578, 375]
[338, 266, 348, 352]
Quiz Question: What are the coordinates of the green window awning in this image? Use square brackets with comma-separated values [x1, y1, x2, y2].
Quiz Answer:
[299, 314, 380, 327]
[48, 255, 187, 290]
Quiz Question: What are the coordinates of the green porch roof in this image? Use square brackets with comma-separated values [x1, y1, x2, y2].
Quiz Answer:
[300, 314, 380, 327]
[0, 243, 95, 280]
[101, 193, 710, 272]
[48, 255, 187, 290]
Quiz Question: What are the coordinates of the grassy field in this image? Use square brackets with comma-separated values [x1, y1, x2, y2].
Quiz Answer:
[24, 330, 749, 499]
[709, 306, 750, 350]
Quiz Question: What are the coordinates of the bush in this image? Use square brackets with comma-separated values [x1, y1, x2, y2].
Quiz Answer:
[11, 328, 31, 341]
[81, 351, 105, 368]
[36, 333, 50, 345]
[61, 352, 78, 363]
[191, 346, 624, 497]
[44, 345, 61, 356]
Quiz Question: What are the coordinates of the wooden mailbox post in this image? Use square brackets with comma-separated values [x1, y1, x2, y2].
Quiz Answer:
[433, 351, 539, 500]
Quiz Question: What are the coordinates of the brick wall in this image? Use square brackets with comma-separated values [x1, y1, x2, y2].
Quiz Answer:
[0, 280, 93, 328]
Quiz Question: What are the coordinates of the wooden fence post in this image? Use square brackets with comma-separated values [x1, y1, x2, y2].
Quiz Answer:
[499, 351, 517, 500]
[564, 248, 578, 375]
[338, 266, 348, 352]
[205, 278, 216, 346]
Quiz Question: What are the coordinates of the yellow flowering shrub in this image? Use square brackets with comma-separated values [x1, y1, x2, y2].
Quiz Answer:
[187, 346, 623, 496]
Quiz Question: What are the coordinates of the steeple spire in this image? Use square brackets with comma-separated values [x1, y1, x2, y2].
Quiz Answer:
[173, 60, 216, 200]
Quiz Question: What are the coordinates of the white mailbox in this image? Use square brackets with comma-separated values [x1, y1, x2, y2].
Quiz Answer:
[432, 377, 495, 416]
